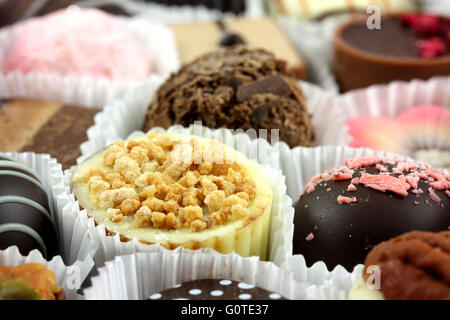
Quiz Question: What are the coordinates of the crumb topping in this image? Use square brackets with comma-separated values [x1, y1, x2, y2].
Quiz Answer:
[73, 133, 257, 232]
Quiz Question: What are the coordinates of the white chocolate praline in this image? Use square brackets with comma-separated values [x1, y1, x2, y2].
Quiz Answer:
[71, 133, 273, 259]
[348, 277, 384, 300]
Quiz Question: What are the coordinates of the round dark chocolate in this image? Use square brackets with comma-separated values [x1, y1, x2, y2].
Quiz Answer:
[0, 161, 41, 182]
[293, 162, 450, 271]
[148, 279, 286, 300]
[0, 200, 57, 259]
[0, 171, 50, 212]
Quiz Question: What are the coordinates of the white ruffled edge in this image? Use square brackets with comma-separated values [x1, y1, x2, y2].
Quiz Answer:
[0, 14, 179, 108]
[1, 152, 97, 299]
[78, 80, 351, 165]
[65, 125, 294, 268]
[337, 76, 450, 119]
[83, 250, 313, 300]
[281, 146, 414, 300]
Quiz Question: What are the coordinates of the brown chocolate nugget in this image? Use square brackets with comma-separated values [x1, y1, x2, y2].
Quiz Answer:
[143, 46, 314, 147]
[363, 231, 450, 300]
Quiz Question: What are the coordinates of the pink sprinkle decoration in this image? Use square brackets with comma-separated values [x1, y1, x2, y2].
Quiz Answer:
[347, 184, 357, 192]
[360, 173, 411, 196]
[351, 178, 360, 185]
[345, 156, 380, 169]
[418, 37, 446, 58]
[445, 190, 450, 198]
[414, 201, 420, 205]
[337, 195, 357, 204]
[406, 174, 420, 190]
[428, 187, 442, 203]
[305, 233, 315, 241]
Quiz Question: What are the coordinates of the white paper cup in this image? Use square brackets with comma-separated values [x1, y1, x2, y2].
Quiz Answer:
[0, 14, 179, 108]
[83, 250, 313, 300]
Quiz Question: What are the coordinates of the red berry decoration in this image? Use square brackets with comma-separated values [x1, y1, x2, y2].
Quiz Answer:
[401, 13, 419, 26]
[411, 14, 442, 35]
[418, 37, 446, 58]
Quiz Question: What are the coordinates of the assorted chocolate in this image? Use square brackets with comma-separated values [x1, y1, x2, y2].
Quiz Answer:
[0, 99, 100, 169]
[149, 279, 286, 300]
[0, 154, 57, 259]
[293, 156, 450, 271]
[352, 230, 450, 300]
[143, 46, 314, 148]
[334, 14, 450, 91]
[0, 263, 65, 300]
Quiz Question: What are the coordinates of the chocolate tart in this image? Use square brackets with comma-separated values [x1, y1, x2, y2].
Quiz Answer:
[71, 132, 273, 260]
[333, 15, 450, 92]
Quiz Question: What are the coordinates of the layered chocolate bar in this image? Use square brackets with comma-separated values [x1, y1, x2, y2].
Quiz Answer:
[0, 99, 99, 169]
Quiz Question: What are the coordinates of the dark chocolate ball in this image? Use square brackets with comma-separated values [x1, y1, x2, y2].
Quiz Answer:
[0, 155, 57, 259]
[0, 200, 57, 259]
[148, 279, 286, 300]
[0, 160, 42, 182]
[293, 160, 450, 271]
[0, 172, 50, 212]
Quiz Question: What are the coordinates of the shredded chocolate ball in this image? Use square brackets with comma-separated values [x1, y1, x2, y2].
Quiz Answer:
[143, 46, 314, 147]
[363, 230, 450, 300]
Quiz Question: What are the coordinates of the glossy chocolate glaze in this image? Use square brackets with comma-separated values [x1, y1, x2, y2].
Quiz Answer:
[341, 16, 449, 58]
[293, 164, 450, 271]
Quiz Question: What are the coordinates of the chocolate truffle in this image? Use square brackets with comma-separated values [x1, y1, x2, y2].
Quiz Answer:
[0, 155, 58, 259]
[334, 14, 450, 91]
[293, 156, 450, 271]
[143, 46, 314, 148]
[349, 230, 450, 300]
[0, 99, 100, 169]
[148, 279, 286, 300]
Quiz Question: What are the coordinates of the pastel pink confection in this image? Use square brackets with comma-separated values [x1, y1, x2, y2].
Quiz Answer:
[4, 8, 152, 80]
[346, 105, 450, 167]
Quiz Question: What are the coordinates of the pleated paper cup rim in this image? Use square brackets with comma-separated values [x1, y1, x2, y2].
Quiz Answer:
[0, 15, 179, 108]
[338, 76, 450, 119]
[337, 76, 450, 167]
[0, 152, 97, 299]
[78, 80, 351, 165]
[83, 249, 314, 300]
[0, 246, 94, 300]
[66, 125, 294, 268]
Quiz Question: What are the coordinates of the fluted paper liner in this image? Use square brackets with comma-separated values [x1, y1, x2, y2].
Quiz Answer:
[1, 152, 96, 299]
[83, 250, 313, 300]
[66, 126, 294, 268]
[0, 15, 179, 108]
[78, 80, 350, 165]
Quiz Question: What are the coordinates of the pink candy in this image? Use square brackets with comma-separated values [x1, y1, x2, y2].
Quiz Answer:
[4, 8, 152, 80]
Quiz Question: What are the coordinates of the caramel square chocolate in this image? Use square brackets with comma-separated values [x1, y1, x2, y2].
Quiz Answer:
[0, 99, 100, 169]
